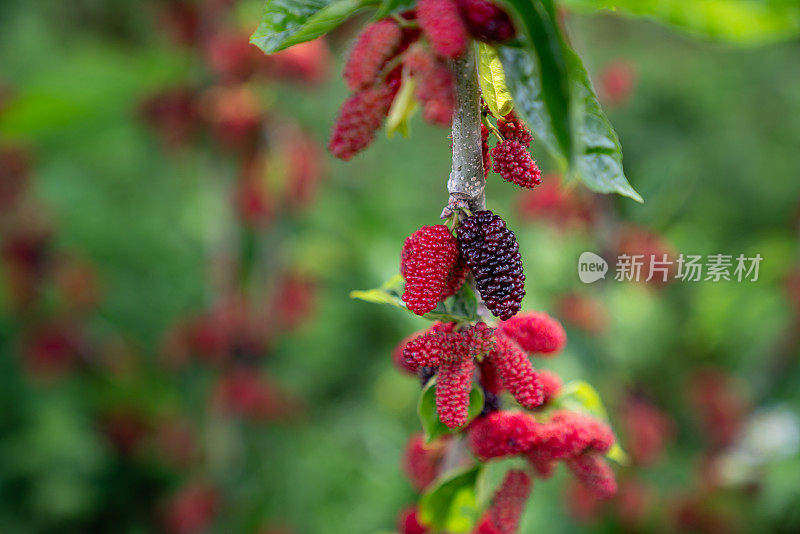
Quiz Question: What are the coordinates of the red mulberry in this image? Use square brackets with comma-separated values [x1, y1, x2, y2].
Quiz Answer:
[531, 410, 615, 461]
[456, 0, 515, 44]
[497, 113, 532, 147]
[480, 123, 491, 178]
[402, 322, 457, 369]
[437, 354, 475, 428]
[480, 470, 531, 534]
[456, 210, 525, 320]
[328, 82, 398, 160]
[417, 0, 469, 58]
[491, 140, 541, 189]
[402, 433, 445, 491]
[478, 358, 504, 395]
[462, 322, 495, 360]
[497, 312, 566, 355]
[401, 225, 460, 315]
[524, 448, 557, 479]
[393, 333, 424, 375]
[397, 506, 430, 534]
[467, 411, 541, 460]
[566, 452, 617, 499]
[538, 370, 563, 405]
[441, 256, 469, 299]
[343, 20, 402, 91]
[405, 47, 455, 127]
[489, 334, 543, 409]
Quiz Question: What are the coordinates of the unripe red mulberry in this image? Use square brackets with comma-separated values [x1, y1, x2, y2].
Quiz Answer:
[405, 47, 455, 127]
[467, 411, 541, 460]
[532, 410, 615, 461]
[462, 322, 495, 360]
[402, 322, 457, 369]
[437, 354, 475, 428]
[343, 20, 402, 91]
[489, 334, 543, 409]
[478, 358, 504, 395]
[566, 452, 617, 499]
[402, 433, 446, 490]
[328, 81, 398, 160]
[456, 0, 515, 43]
[538, 369, 563, 405]
[417, 0, 469, 58]
[524, 448, 556, 479]
[496, 113, 532, 147]
[456, 210, 525, 320]
[497, 312, 566, 355]
[401, 225, 460, 315]
[397, 506, 430, 534]
[491, 140, 541, 189]
[480, 470, 532, 534]
[480, 123, 491, 178]
[393, 333, 424, 375]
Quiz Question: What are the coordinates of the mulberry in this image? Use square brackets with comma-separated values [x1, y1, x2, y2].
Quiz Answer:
[462, 322, 495, 360]
[481, 470, 532, 534]
[437, 354, 475, 428]
[480, 123, 491, 178]
[538, 369, 563, 405]
[393, 333, 424, 375]
[441, 256, 469, 299]
[402, 433, 445, 491]
[401, 225, 460, 315]
[566, 452, 617, 499]
[397, 506, 430, 534]
[467, 411, 541, 460]
[531, 410, 615, 461]
[497, 113, 532, 147]
[497, 312, 566, 355]
[478, 358, 504, 395]
[417, 0, 469, 58]
[403, 322, 457, 369]
[405, 48, 455, 127]
[343, 20, 402, 91]
[456, 210, 525, 320]
[328, 81, 398, 160]
[456, 0, 515, 43]
[491, 140, 541, 189]
[489, 334, 543, 409]
[524, 448, 557, 479]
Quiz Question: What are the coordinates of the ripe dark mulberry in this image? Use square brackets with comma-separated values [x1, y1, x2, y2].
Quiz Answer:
[417, 0, 469, 58]
[491, 140, 541, 189]
[436, 354, 475, 428]
[328, 82, 398, 160]
[456, 0, 516, 44]
[456, 210, 525, 320]
[401, 225, 460, 315]
[343, 20, 402, 91]
[405, 47, 455, 127]
[489, 333, 543, 409]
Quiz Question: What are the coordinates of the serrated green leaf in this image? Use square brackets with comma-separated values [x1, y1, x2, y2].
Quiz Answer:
[561, 0, 800, 45]
[250, 0, 374, 54]
[477, 43, 514, 118]
[418, 381, 485, 443]
[419, 466, 481, 532]
[386, 76, 417, 138]
[499, 0, 573, 159]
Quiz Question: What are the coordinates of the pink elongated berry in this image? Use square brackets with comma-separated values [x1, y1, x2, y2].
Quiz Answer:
[402, 433, 446, 490]
[417, 0, 469, 58]
[402, 322, 457, 369]
[538, 369, 563, 405]
[328, 81, 398, 160]
[405, 47, 455, 127]
[491, 140, 541, 189]
[497, 312, 566, 355]
[530, 410, 615, 462]
[489, 334, 543, 409]
[343, 19, 403, 91]
[467, 411, 541, 460]
[480, 470, 532, 534]
[496, 113, 532, 147]
[524, 448, 557, 479]
[436, 354, 475, 428]
[566, 452, 617, 499]
[401, 225, 460, 315]
[456, 0, 516, 44]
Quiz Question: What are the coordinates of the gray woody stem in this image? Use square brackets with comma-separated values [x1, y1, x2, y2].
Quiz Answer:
[444, 48, 486, 217]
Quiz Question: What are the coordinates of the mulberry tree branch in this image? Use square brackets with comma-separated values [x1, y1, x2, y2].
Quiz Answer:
[443, 48, 486, 218]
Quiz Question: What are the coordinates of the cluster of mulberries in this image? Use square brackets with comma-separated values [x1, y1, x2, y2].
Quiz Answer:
[457, 210, 525, 320]
[400, 225, 462, 315]
[468, 408, 618, 499]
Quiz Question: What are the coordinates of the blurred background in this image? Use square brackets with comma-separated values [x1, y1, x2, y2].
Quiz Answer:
[1, 0, 800, 533]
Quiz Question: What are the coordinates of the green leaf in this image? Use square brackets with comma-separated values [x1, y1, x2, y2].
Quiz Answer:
[386, 75, 417, 138]
[419, 466, 481, 533]
[477, 43, 514, 118]
[499, 0, 573, 159]
[418, 381, 485, 443]
[375, 0, 415, 19]
[250, 0, 375, 54]
[349, 288, 406, 308]
[561, 0, 800, 45]
[564, 48, 643, 202]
